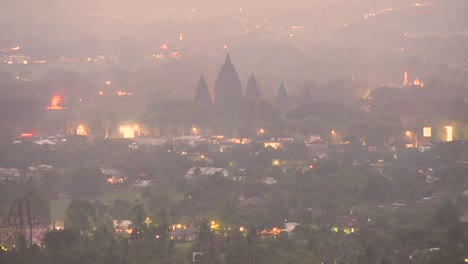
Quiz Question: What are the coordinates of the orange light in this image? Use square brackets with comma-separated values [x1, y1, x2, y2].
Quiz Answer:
[160, 43, 168, 50]
[107, 178, 114, 184]
[47, 95, 65, 110]
[309, 164, 315, 169]
[99, 91, 103, 95]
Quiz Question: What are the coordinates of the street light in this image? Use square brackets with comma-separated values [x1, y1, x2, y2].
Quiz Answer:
[331, 130, 337, 143]
[406, 130, 418, 148]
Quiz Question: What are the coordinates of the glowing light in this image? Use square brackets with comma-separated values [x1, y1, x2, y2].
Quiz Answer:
[0, 244, 7, 251]
[423, 127, 431, 137]
[413, 79, 424, 87]
[21, 132, 34, 138]
[11, 46, 20, 51]
[239, 226, 244, 232]
[261, 227, 282, 235]
[160, 43, 168, 50]
[223, 44, 228, 49]
[47, 95, 66, 110]
[272, 159, 280, 166]
[309, 164, 315, 169]
[179, 33, 183, 40]
[120, 126, 138, 138]
[106, 81, 111, 85]
[192, 127, 199, 135]
[22, 60, 28, 65]
[99, 91, 103, 95]
[77, 125, 87, 136]
[265, 142, 281, 149]
[445, 126, 453, 142]
[406, 131, 412, 137]
[107, 178, 114, 184]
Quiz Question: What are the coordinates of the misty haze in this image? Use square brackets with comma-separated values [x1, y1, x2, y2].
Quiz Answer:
[0, 0, 468, 263]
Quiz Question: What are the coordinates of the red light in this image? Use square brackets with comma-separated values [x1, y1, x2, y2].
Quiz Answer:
[309, 165, 315, 169]
[99, 91, 103, 95]
[21, 132, 34, 138]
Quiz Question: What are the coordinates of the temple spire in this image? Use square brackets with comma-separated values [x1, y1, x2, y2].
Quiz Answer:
[194, 75, 212, 106]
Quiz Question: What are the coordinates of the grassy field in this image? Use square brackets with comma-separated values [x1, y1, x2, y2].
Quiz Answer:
[175, 241, 194, 252]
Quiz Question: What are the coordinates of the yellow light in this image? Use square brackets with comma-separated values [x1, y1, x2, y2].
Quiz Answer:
[272, 159, 280, 166]
[406, 131, 412, 137]
[120, 126, 135, 138]
[331, 130, 336, 134]
[211, 221, 215, 225]
[423, 127, 431, 137]
[445, 126, 453, 142]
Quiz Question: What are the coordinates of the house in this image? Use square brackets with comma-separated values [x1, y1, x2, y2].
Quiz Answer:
[33, 139, 56, 145]
[305, 135, 328, 158]
[134, 137, 170, 146]
[283, 222, 299, 233]
[113, 220, 133, 234]
[170, 227, 198, 241]
[184, 167, 229, 180]
[134, 180, 152, 187]
[173, 136, 204, 147]
[264, 141, 282, 149]
[262, 177, 277, 185]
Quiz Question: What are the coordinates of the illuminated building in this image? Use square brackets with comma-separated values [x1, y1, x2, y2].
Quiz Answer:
[413, 78, 424, 87]
[120, 126, 139, 139]
[403, 71, 409, 86]
[264, 142, 281, 149]
[76, 125, 87, 136]
[423, 127, 432, 138]
[445, 126, 453, 142]
[46, 95, 66, 110]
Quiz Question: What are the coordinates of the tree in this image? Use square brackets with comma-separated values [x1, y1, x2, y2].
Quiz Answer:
[194, 75, 213, 106]
[214, 54, 243, 106]
[68, 167, 103, 199]
[43, 229, 78, 251]
[130, 204, 147, 241]
[225, 229, 248, 264]
[64, 200, 96, 234]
